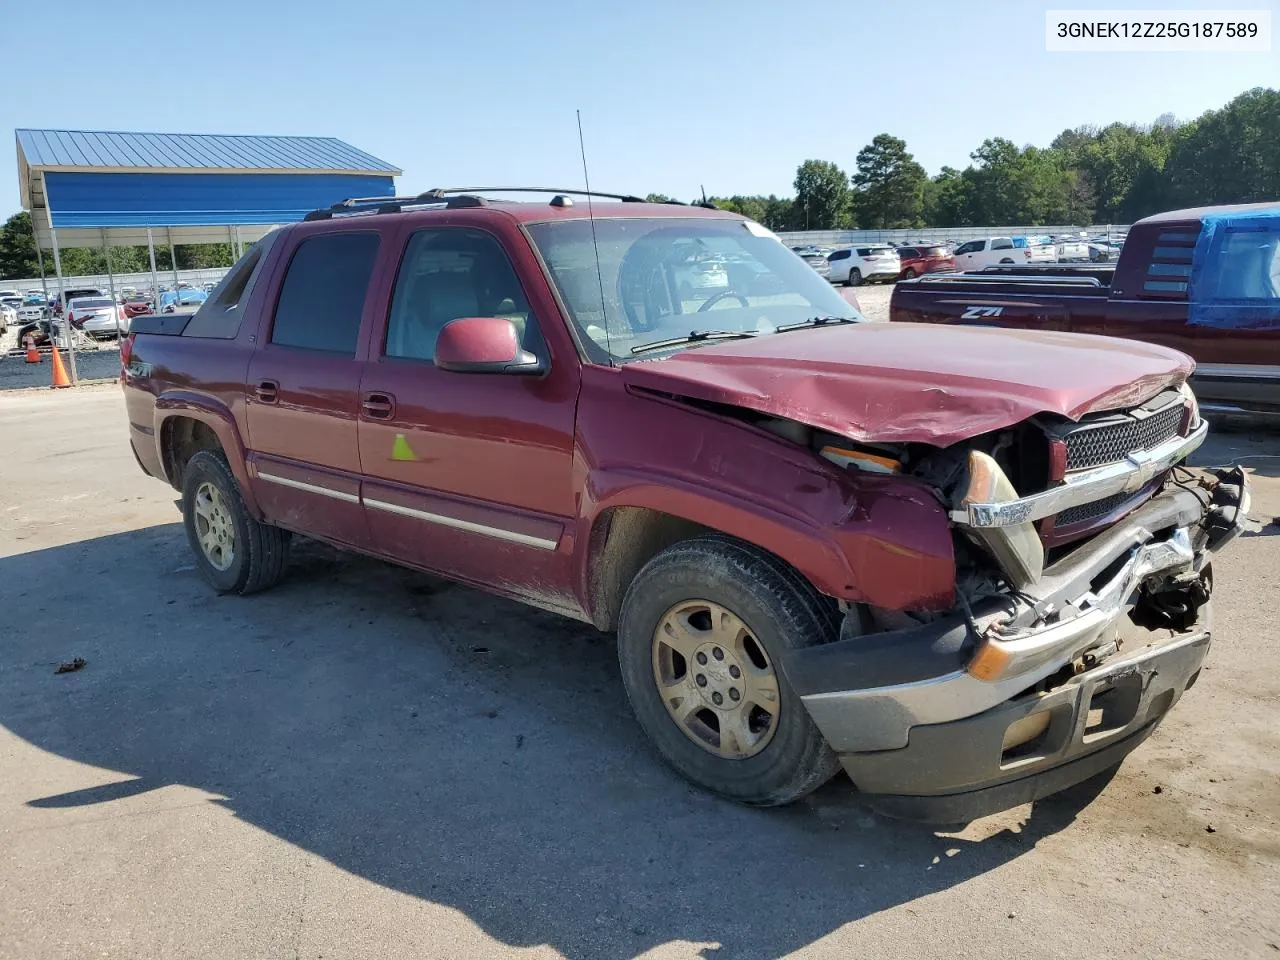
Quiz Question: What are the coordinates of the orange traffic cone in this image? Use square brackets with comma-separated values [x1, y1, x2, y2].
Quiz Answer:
[24, 334, 41, 364]
[50, 346, 71, 388]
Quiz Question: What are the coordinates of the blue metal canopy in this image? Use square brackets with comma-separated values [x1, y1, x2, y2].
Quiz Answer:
[16, 128, 401, 248]
[16, 129, 399, 174]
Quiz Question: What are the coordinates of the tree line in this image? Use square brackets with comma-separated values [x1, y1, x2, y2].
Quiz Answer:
[673, 86, 1279, 232]
[2, 86, 1276, 279]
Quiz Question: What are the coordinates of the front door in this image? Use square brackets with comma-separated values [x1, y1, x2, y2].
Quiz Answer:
[245, 229, 383, 549]
[356, 225, 580, 612]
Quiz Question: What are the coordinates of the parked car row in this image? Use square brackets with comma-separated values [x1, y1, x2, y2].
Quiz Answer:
[9, 282, 210, 348]
[787, 232, 1128, 285]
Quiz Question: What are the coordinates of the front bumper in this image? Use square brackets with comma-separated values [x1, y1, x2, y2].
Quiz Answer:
[841, 623, 1209, 823]
[785, 474, 1248, 823]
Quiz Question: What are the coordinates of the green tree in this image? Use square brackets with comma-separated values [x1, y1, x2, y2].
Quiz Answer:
[1163, 87, 1280, 209]
[851, 134, 927, 229]
[923, 166, 971, 227]
[793, 160, 851, 230]
[0, 212, 41, 280]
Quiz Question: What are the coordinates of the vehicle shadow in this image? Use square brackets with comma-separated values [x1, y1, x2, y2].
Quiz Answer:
[1, 526, 1109, 959]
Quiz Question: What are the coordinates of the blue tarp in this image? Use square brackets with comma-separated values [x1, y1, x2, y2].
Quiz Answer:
[1187, 206, 1280, 330]
[44, 171, 395, 228]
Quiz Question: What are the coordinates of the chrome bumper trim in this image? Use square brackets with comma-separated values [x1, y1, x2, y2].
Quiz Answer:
[952, 420, 1208, 529]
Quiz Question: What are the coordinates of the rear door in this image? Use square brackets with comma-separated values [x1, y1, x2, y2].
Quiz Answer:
[827, 249, 851, 282]
[244, 228, 384, 549]
[356, 222, 581, 611]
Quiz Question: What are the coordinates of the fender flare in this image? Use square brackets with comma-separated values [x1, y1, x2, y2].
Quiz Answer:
[576, 468, 857, 614]
[153, 391, 262, 518]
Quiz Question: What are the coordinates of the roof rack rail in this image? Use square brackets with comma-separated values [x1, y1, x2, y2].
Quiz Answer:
[419, 186, 649, 203]
[302, 186, 656, 222]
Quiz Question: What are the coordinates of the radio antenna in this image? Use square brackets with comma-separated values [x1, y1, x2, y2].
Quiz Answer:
[577, 109, 613, 364]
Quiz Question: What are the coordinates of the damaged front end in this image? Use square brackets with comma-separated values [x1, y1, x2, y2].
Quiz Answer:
[784, 388, 1253, 823]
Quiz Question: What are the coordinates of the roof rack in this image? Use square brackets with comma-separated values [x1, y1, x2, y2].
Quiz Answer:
[303, 185, 660, 221]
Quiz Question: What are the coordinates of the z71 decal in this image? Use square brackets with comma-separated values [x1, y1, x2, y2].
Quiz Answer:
[961, 305, 1004, 320]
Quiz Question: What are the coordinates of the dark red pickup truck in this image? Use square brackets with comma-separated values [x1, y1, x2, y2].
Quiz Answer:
[890, 202, 1280, 416]
[121, 189, 1249, 822]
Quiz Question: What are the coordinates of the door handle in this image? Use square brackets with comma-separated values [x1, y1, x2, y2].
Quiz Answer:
[362, 392, 396, 420]
[255, 379, 279, 403]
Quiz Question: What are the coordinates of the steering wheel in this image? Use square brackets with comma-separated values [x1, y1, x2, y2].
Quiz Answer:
[697, 289, 750, 312]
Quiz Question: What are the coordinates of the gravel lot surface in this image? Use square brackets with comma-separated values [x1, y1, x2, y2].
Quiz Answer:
[1, 384, 1277, 960]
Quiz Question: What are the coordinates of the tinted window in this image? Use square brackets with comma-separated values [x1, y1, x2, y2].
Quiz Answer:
[187, 231, 280, 339]
[271, 233, 379, 354]
[385, 228, 539, 362]
[898, 247, 919, 258]
[71, 298, 113, 309]
[828, 249, 850, 261]
[991, 238, 1014, 250]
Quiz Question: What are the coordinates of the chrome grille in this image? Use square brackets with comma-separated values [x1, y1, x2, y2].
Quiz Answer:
[1064, 402, 1185, 472]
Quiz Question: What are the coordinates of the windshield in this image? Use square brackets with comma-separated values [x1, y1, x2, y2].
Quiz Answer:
[527, 217, 862, 362]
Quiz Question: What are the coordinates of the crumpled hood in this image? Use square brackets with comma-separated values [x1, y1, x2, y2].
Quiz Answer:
[620, 322, 1193, 447]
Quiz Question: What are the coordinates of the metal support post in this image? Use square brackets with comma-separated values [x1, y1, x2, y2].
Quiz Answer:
[147, 227, 160, 314]
[102, 229, 119, 340]
[169, 227, 180, 298]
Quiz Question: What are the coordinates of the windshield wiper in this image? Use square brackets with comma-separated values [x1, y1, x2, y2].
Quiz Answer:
[774, 316, 859, 333]
[630, 329, 759, 354]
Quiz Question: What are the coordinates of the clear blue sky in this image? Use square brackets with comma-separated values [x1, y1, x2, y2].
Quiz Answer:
[4, 0, 1277, 217]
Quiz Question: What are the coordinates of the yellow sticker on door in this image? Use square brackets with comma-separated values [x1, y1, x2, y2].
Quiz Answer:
[391, 434, 418, 462]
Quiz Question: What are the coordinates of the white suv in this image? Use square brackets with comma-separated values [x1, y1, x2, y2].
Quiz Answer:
[951, 236, 1055, 271]
[827, 245, 901, 285]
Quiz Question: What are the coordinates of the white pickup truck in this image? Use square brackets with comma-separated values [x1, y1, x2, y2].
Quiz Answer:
[951, 236, 1055, 270]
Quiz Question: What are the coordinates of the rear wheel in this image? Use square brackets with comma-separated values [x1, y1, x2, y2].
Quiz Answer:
[182, 450, 290, 595]
[617, 535, 841, 806]
[902, 267, 916, 280]
[846, 268, 863, 287]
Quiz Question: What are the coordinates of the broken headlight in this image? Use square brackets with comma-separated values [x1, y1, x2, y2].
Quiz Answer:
[956, 451, 1044, 588]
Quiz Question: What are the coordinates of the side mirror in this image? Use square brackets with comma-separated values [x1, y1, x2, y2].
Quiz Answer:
[434, 317, 545, 376]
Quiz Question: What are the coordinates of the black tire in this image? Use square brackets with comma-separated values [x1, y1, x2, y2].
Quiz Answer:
[617, 535, 841, 806]
[181, 449, 290, 595]
[902, 267, 916, 280]
[846, 268, 863, 287]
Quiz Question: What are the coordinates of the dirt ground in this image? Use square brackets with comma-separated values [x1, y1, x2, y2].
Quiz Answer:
[1, 384, 1277, 960]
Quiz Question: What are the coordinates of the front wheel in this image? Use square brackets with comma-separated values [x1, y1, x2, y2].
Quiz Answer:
[617, 535, 841, 806]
